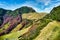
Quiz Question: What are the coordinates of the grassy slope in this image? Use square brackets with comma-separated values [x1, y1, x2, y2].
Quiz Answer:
[18, 19, 51, 40]
[0, 12, 46, 33]
[34, 21, 60, 40]
[0, 26, 31, 40]
[0, 12, 47, 40]
[22, 12, 47, 20]
[11, 23, 22, 32]
[0, 22, 10, 32]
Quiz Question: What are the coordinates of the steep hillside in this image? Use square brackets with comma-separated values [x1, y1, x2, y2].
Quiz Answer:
[44, 5, 60, 21]
[49, 6, 60, 21]
[0, 6, 36, 35]
[22, 12, 46, 20]
[0, 6, 36, 26]
[0, 6, 60, 40]
[34, 21, 60, 40]
[0, 26, 31, 40]
[0, 18, 51, 40]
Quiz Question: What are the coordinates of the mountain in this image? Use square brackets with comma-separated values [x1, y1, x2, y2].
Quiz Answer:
[49, 6, 60, 21]
[22, 12, 47, 20]
[0, 6, 60, 40]
[34, 21, 60, 40]
[0, 6, 36, 26]
[16, 6, 36, 13]
[44, 5, 60, 21]
[0, 6, 38, 36]
[0, 8, 7, 26]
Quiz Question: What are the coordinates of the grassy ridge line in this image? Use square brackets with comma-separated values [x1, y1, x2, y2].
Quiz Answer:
[22, 13, 47, 20]
[0, 26, 31, 40]
[34, 21, 60, 40]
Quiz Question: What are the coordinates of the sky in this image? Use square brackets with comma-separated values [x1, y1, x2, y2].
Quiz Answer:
[0, 0, 60, 13]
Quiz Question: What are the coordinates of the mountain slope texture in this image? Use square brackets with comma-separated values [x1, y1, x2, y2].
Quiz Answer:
[0, 6, 60, 40]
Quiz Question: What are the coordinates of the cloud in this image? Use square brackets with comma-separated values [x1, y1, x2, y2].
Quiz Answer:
[19, 1, 40, 12]
[0, 2, 5, 6]
[0, 0, 59, 13]
[36, 0, 51, 5]
[0, 3, 4, 5]
[16, 0, 60, 13]
[54, 2, 60, 7]
[44, 0, 51, 5]
[42, 7, 52, 13]
[40, 2, 60, 13]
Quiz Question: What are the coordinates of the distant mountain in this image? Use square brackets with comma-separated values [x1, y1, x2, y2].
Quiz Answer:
[15, 6, 36, 14]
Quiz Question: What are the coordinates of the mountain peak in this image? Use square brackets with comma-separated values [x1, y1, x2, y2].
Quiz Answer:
[15, 6, 36, 13]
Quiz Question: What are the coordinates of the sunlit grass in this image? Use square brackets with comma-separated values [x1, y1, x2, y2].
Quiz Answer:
[11, 24, 22, 32]
[0, 26, 31, 40]
[34, 21, 60, 40]
[0, 22, 10, 32]
[22, 13, 46, 20]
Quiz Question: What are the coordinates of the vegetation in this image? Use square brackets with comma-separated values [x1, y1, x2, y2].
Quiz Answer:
[0, 6, 60, 40]
[16, 6, 36, 13]
[44, 6, 60, 21]
[34, 21, 60, 40]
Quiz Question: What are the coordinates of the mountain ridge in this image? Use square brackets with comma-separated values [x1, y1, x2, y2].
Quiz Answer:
[0, 5, 60, 40]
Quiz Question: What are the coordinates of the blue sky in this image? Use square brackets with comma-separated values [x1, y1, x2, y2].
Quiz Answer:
[0, 0, 60, 13]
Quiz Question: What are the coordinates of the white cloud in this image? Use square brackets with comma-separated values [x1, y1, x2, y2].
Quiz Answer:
[40, 2, 60, 13]
[54, 2, 60, 7]
[6, 0, 60, 13]
[44, 0, 51, 5]
[36, 0, 51, 5]
[18, 1, 40, 12]
[43, 7, 52, 13]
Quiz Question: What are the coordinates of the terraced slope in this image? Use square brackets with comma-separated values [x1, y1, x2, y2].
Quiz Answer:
[34, 21, 60, 40]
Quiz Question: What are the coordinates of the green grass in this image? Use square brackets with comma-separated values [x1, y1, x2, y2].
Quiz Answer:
[18, 19, 51, 40]
[22, 13, 46, 20]
[0, 26, 31, 40]
[0, 22, 10, 32]
[11, 24, 22, 32]
[34, 21, 60, 40]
